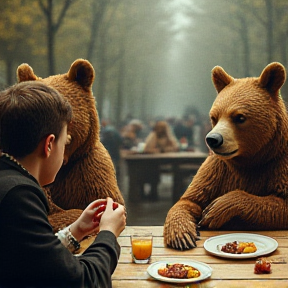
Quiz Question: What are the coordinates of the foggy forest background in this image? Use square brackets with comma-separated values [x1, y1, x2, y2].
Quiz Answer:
[1, 0, 288, 126]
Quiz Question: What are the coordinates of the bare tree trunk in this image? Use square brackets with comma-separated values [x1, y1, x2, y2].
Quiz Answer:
[38, 0, 74, 75]
[239, 15, 250, 76]
[93, 1, 121, 119]
[86, 1, 108, 61]
[115, 50, 125, 123]
[47, 0, 54, 75]
[140, 68, 148, 121]
[265, 0, 274, 63]
[95, 39, 107, 120]
[5, 58, 13, 86]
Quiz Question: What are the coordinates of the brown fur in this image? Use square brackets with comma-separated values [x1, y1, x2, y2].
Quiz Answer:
[144, 121, 179, 153]
[164, 62, 288, 250]
[17, 59, 125, 231]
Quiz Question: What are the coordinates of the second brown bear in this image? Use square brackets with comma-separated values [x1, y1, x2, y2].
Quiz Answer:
[164, 62, 288, 250]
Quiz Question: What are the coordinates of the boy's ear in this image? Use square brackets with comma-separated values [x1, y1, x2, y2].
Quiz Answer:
[44, 134, 55, 157]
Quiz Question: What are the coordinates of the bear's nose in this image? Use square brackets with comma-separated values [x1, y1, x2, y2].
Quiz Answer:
[206, 133, 223, 149]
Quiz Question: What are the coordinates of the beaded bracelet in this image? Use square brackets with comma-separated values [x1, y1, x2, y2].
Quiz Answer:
[55, 225, 80, 253]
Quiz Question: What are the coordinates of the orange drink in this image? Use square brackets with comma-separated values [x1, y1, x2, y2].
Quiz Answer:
[131, 233, 153, 264]
[132, 239, 152, 259]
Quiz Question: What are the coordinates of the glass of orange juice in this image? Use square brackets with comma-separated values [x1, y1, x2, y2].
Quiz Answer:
[130, 233, 153, 264]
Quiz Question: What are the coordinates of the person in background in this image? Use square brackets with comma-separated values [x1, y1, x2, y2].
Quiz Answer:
[173, 118, 192, 150]
[120, 119, 144, 149]
[144, 120, 179, 153]
[0, 81, 126, 288]
[101, 119, 123, 179]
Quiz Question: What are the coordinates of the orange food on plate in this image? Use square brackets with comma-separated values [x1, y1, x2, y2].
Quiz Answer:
[221, 241, 257, 254]
[158, 263, 201, 279]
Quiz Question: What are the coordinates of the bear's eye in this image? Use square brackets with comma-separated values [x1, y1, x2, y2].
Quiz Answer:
[233, 114, 246, 124]
[210, 116, 217, 126]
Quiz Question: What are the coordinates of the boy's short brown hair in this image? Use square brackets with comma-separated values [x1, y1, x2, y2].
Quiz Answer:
[0, 81, 72, 158]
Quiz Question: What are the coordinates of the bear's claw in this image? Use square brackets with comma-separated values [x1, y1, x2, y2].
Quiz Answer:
[164, 223, 199, 250]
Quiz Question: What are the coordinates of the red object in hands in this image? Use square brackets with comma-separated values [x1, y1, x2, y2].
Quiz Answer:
[94, 202, 119, 221]
[254, 258, 271, 274]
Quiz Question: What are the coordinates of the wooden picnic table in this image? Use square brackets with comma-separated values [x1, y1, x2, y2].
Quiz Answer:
[79, 226, 288, 287]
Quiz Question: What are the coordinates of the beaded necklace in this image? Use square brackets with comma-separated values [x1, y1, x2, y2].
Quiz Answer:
[0, 152, 31, 176]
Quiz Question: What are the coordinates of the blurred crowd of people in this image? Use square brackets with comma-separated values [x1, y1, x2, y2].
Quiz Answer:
[100, 111, 211, 178]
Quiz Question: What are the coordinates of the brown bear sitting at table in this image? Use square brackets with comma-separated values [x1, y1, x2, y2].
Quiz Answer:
[17, 59, 125, 232]
[144, 120, 179, 153]
[164, 62, 288, 250]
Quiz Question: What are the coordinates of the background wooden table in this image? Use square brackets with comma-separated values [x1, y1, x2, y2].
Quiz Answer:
[123, 152, 208, 202]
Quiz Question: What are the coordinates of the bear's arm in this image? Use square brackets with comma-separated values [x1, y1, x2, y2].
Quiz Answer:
[163, 155, 226, 250]
[181, 155, 227, 208]
[200, 191, 288, 230]
[198, 158, 288, 230]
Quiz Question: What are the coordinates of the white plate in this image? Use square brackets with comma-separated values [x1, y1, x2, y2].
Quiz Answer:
[147, 259, 212, 283]
[204, 233, 278, 259]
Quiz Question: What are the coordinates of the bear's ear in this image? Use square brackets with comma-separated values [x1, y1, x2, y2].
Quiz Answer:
[258, 62, 286, 96]
[17, 63, 38, 82]
[67, 59, 95, 89]
[211, 66, 234, 93]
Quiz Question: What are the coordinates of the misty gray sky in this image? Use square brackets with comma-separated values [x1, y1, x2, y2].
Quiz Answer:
[154, 0, 213, 119]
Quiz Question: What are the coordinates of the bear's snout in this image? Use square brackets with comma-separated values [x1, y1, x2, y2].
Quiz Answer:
[206, 133, 223, 149]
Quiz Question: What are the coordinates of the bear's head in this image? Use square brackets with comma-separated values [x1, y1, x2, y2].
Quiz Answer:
[206, 62, 287, 166]
[17, 59, 98, 165]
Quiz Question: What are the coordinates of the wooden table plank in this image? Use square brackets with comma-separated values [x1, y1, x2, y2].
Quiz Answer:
[121, 227, 288, 238]
[121, 226, 164, 236]
[118, 236, 288, 249]
[112, 262, 288, 280]
[112, 279, 288, 288]
[119, 253, 288, 265]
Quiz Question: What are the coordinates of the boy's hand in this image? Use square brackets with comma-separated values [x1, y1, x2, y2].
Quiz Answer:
[100, 197, 126, 238]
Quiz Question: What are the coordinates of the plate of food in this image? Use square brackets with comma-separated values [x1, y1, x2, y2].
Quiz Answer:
[204, 233, 278, 259]
[147, 259, 212, 283]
